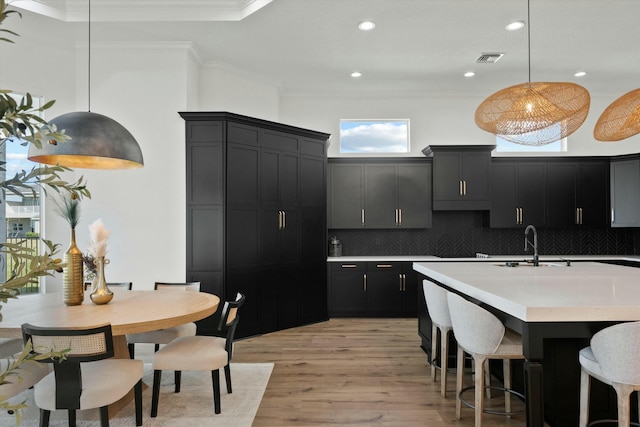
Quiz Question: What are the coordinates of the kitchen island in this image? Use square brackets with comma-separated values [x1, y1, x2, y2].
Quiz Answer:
[413, 261, 640, 427]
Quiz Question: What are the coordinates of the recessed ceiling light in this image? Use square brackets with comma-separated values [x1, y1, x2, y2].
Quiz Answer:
[358, 21, 376, 31]
[351, 72, 362, 78]
[506, 20, 525, 31]
[574, 71, 587, 77]
[464, 71, 475, 78]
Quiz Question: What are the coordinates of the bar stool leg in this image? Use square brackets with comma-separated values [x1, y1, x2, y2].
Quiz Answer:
[456, 345, 464, 419]
[475, 356, 485, 427]
[579, 368, 590, 427]
[503, 359, 511, 416]
[441, 328, 450, 398]
[431, 324, 439, 382]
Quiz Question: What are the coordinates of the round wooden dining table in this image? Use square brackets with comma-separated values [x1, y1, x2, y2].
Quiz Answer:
[0, 290, 220, 358]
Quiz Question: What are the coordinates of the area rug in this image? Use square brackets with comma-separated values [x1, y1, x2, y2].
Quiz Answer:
[0, 361, 273, 427]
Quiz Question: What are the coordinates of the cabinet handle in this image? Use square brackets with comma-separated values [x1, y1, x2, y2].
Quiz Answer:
[463, 180, 467, 196]
[363, 273, 367, 292]
[611, 208, 615, 224]
[399, 273, 403, 291]
[278, 210, 283, 230]
[579, 208, 583, 225]
[395, 208, 399, 225]
[361, 209, 365, 226]
[515, 208, 519, 224]
[341, 264, 358, 268]
[282, 210, 286, 229]
[377, 264, 393, 268]
[459, 180, 463, 196]
[575, 208, 580, 225]
[398, 208, 402, 225]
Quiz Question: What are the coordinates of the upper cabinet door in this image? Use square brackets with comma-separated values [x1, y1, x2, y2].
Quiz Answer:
[576, 162, 609, 227]
[397, 163, 432, 228]
[364, 164, 397, 228]
[329, 163, 364, 229]
[611, 158, 640, 227]
[545, 162, 577, 228]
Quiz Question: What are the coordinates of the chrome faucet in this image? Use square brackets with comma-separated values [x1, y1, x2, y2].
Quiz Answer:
[524, 224, 539, 266]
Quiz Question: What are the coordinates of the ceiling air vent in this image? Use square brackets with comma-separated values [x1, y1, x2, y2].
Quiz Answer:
[476, 53, 504, 64]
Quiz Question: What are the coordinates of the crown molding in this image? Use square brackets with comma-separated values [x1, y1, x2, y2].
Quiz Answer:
[8, 0, 272, 22]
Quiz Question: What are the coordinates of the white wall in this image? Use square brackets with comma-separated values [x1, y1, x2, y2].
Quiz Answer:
[280, 91, 640, 158]
[198, 61, 280, 121]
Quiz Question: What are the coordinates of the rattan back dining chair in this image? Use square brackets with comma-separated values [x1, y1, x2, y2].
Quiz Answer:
[21, 322, 144, 427]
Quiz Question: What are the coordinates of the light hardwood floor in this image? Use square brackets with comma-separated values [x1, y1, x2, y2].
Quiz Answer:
[233, 318, 526, 427]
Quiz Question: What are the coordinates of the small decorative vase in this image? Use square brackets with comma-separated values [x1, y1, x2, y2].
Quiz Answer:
[63, 228, 84, 306]
[90, 256, 113, 305]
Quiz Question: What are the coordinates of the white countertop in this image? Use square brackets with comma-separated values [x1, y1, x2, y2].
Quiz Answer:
[328, 255, 640, 263]
[413, 261, 640, 323]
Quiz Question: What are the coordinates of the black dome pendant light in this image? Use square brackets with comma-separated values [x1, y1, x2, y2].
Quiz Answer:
[28, 0, 143, 169]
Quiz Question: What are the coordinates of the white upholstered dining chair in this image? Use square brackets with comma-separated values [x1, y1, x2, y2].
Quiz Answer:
[126, 281, 200, 358]
[150, 292, 245, 417]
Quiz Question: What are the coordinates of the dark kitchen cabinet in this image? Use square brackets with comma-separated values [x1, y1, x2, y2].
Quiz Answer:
[490, 161, 545, 228]
[424, 145, 494, 210]
[328, 261, 418, 317]
[576, 162, 609, 227]
[546, 160, 610, 228]
[328, 160, 432, 229]
[182, 112, 330, 337]
[610, 157, 640, 227]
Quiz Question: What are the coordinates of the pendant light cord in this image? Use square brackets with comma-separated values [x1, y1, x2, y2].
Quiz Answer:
[88, 0, 91, 112]
[527, 0, 531, 83]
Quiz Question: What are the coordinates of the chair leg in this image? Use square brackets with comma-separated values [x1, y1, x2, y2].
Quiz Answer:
[455, 345, 464, 420]
[613, 383, 632, 427]
[484, 361, 492, 399]
[175, 371, 181, 393]
[431, 324, 439, 382]
[39, 409, 50, 427]
[134, 379, 143, 426]
[128, 343, 135, 359]
[99, 406, 108, 427]
[441, 328, 450, 398]
[578, 368, 590, 427]
[224, 364, 232, 394]
[475, 356, 485, 427]
[212, 369, 221, 414]
[68, 409, 76, 427]
[151, 370, 162, 417]
[503, 359, 512, 416]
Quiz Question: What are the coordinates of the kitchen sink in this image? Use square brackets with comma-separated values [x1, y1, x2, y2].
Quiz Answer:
[494, 261, 569, 267]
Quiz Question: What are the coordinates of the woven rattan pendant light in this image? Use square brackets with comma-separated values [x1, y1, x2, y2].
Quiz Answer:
[475, 0, 590, 146]
[594, 89, 640, 141]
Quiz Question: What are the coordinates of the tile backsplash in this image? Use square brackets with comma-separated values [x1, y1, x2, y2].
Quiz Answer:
[329, 211, 637, 257]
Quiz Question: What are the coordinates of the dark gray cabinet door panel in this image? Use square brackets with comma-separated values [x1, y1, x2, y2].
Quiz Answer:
[364, 164, 397, 228]
[398, 163, 432, 228]
[611, 158, 640, 227]
[329, 164, 364, 228]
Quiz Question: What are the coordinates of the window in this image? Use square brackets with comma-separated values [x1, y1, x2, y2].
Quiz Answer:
[340, 119, 409, 153]
[495, 123, 567, 153]
[3, 92, 43, 293]
[496, 136, 566, 153]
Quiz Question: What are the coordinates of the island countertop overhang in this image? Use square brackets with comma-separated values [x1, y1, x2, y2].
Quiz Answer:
[413, 261, 640, 323]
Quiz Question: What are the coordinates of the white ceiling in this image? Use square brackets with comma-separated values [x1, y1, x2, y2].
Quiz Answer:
[9, 0, 640, 97]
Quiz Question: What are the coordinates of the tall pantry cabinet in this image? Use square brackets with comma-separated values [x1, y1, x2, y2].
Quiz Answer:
[180, 112, 330, 338]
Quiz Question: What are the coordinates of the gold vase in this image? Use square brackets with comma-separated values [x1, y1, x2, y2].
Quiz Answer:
[63, 228, 84, 306]
[90, 256, 113, 305]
